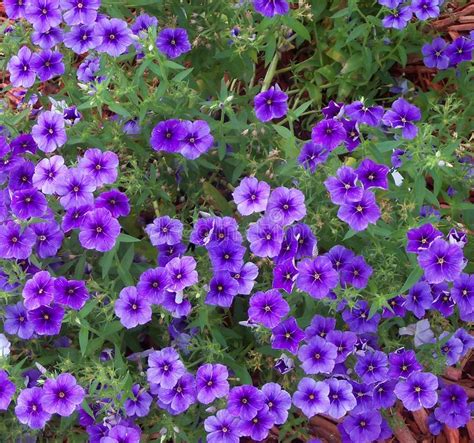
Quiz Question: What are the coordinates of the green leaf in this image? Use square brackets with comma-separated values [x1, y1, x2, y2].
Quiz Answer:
[202, 182, 233, 215]
[282, 16, 311, 41]
[79, 327, 88, 356]
[398, 267, 424, 294]
[118, 233, 141, 243]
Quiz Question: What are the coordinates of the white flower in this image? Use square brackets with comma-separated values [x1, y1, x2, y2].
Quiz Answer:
[0, 334, 11, 358]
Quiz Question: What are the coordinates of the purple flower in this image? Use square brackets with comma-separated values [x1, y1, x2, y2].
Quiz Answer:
[15, 387, 51, 429]
[388, 349, 423, 378]
[292, 377, 329, 418]
[5, 0, 28, 19]
[417, 239, 464, 284]
[146, 216, 183, 246]
[350, 381, 374, 412]
[0, 222, 35, 259]
[9, 159, 35, 191]
[131, 13, 158, 35]
[208, 240, 246, 273]
[150, 119, 186, 153]
[254, 86, 288, 122]
[337, 190, 381, 231]
[28, 304, 64, 336]
[0, 370, 15, 410]
[434, 385, 469, 429]
[356, 158, 389, 190]
[77, 55, 101, 83]
[342, 300, 380, 334]
[326, 330, 357, 363]
[204, 409, 240, 443]
[62, 204, 92, 232]
[22, 270, 55, 311]
[394, 372, 438, 411]
[342, 411, 382, 443]
[296, 256, 338, 299]
[124, 384, 152, 418]
[422, 37, 449, 69]
[31, 111, 67, 153]
[342, 119, 361, 151]
[326, 245, 355, 273]
[406, 223, 443, 254]
[238, 406, 274, 441]
[114, 286, 152, 329]
[10, 134, 37, 155]
[248, 289, 289, 328]
[355, 350, 388, 384]
[137, 267, 169, 304]
[232, 176, 270, 216]
[271, 316, 305, 354]
[165, 256, 198, 291]
[179, 120, 214, 159]
[451, 273, 474, 314]
[345, 101, 384, 126]
[298, 336, 338, 374]
[246, 217, 284, 258]
[147, 347, 185, 389]
[305, 315, 336, 340]
[157, 373, 196, 414]
[61, 0, 100, 25]
[325, 378, 356, 419]
[32, 155, 67, 194]
[7, 46, 36, 88]
[79, 148, 118, 187]
[446, 37, 474, 66]
[311, 118, 346, 150]
[405, 281, 432, 318]
[4, 302, 35, 339]
[265, 186, 306, 226]
[383, 98, 421, 140]
[196, 363, 229, 404]
[158, 242, 186, 267]
[297, 141, 330, 173]
[231, 262, 258, 295]
[96, 18, 133, 57]
[227, 385, 264, 420]
[206, 271, 239, 308]
[454, 328, 474, 356]
[42, 373, 85, 416]
[54, 277, 89, 310]
[31, 50, 64, 81]
[156, 28, 191, 59]
[324, 166, 363, 205]
[340, 255, 372, 289]
[31, 27, 64, 49]
[25, 0, 62, 32]
[79, 208, 121, 252]
[447, 228, 468, 248]
[412, 0, 440, 20]
[262, 382, 291, 425]
[211, 216, 242, 244]
[273, 259, 298, 293]
[382, 6, 413, 29]
[95, 189, 130, 218]
[11, 188, 48, 220]
[102, 424, 141, 442]
[253, 0, 289, 17]
[439, 333, 463, 366]
[372, 380, 397, 409]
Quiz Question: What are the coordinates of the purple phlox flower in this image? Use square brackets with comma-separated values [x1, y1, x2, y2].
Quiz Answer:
[11, 188, 48, 220]
[298, 336, 338, 374]
[238, 405, 274, 441]
[342, 410, 382, 443]
[210, 216, 242, 244]
[228, 385, 264, 420]
[342, 119, 361, 151]
[15, 387, 51, 429]
[231, 262, 258, 295]
[146, 216, 183, 246]
[355, 350, 388, 384]
[342, 300, 380, 334]
[297, 141, 330, 172]
[271, 316, 305, 354]
[62, 204, 93, 232]
[439, 332, 463, 366]
[431, 282, 454, 317]
[327, 330, 358, 363]
[406, 223, 443, 254]
[124, 384, 152, 418]
[0, 222, 36, 259]
[114, 286, 152, 329]
[157, 242, 186, 267]
[204, 409, 240, 443]
[79, 148, 118, 187]
[122, 118, 141, 136]
[78, 208, 121, 252]
[246, 217, 284, 258]
[4, 302, 35, 339]
[261, 382, 291, 425]
[325, 378, 357, 419]
[232, 176, 270, 216]
[265, 186, 306, 226]
[404, 281, 432, 318]
[254, 85, 288, 122]
[25, 0, 62, 32]
[10, 134, 37, 156]
[412, 0, 440, 20]
[350, 381, 373, 412]
[324, 166, 363, 205]
[311, 118, 346, 150]
[394, 371, 438, 411]
[356, 158, 389, 190]
[296, 256, 338, 299]
[337, 189, 381, 232]
[248, 289, 289, 328]
[288, 223, 317, 260]
[326, 245, 355, 273]
[418, 239, 464, 284]
[274, 354, 294, 374]
[391, 148, 409, 168]
[31, 26, 64, 49]
[8, 159, 35, 191]
[150, 119, 186, 153]
[77, 56, 102, 83]
[382, 6, 413, 29]
[253, 0, 289, 17]
[345, 101, 384, 126]
[378, 0, 403, 6]
[422, 37, 449, 69]
[206, 271, 239, 308]
[8, 47, 36, 88]
[61, 0, 100, 25]
[0, 370, 15, 410]
[208, 240, 246, 273]
[95, 189, 130, 218]
[420, 205, 441, 219]
[54, 277, 89, 310]
[305, 315, 336, 340]
[156, 28, 191, 58]
[32, 155, 67, 194]
[273, 259, 298, 293]
[131, 13, 158, 35]
[28, 304, 64, 336]
[31, 50, 64, 82]
[5, 0, 28, 19]
[434, 384, 469, 429]
[22, 270, 55, 311]
[42, 373, 85, 416]
[96, 18, 133, 57]
[162, 291, 192, 318]
[292, 377, 330, 418]
[453, 328, 474, 357]
[147, 347, 185, 389]
[102, 424, 141, 443]
[340, 255, 373, 289]
[137, 267, 169, 304]
[322, 100, 345, 119]
[383, 98, 421, 140]
[428, 413, 444, 435]
[196, 363, 229, 404]
[276, 229, 298, 263]
[179, 120, 214, 159]
[451, 273, 474, 315]
[382, 295, 407, 318]
[32, 111, 67, 153]
[165, 256, 198, 291]
[446, 37, 474, 66]
[447, 228, 468, 248]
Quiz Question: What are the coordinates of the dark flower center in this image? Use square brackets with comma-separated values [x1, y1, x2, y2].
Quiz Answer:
[308, 394, 315, 400]
[68, 289, 75, 294]
[360, 421, 366, 427]
[189, 137, 195, 143]
[207, 380, 213, 386]
[132, 304, 138, 310]
[95, 164, 101, 170]
[283, 204, 289, 210]
[217, 285, 223, 291]
[176, 386, 182, 393]
[313, 272, 320, 280]
[356, 205, 363, 212]
[48, 128, 54, 134]
[264, 305, 271, 312]
[77, 2, 83, 8]
[265, 234, 272, 240]
[414, 386, 421, 392]
[11, 237, 18, 243]
[437, 257, 444, 264]
[96, 227, 103, 233]
[241, 398, 248, 404]
[222, 427, 228, 433]
[250, 194, 256, 200]
[401, 117, 407, 123]
[32, 404, 37, 411]
[19, 316, 25, 322]
[252, 418, 258, 424]
[109, 34, 116, 40]
[171, 39, 176, 45]
[73, 186, 80, 192]
[43, 314, 49, 320]
[314, 353, 320, 359]
[224, 254, 230, 260]
[152, 282, 158, 288]
[176, 274, 182, 279]
[42, 8, 48, 14]
[58, 392, 65, 398]
[266, 99, 272, 105]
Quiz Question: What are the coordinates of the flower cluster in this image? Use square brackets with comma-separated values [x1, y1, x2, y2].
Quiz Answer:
[422, 34, 474, 70]
[379, 0, 442, 29]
